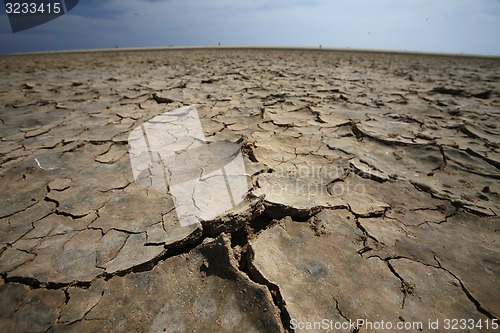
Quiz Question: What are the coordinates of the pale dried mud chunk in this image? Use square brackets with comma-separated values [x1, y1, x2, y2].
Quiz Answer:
[63, 234, 283, 332]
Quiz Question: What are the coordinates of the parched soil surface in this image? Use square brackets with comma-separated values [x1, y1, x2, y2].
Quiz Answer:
[0, 48, 499, 332]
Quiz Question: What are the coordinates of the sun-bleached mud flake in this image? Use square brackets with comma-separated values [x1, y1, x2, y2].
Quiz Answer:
[102, 232, 164, 274]
[0, 286, 65, 333]
[60, 281, 106, 324]
[0, 200, 55, 245]
[0, 247, 36, 273]
[146, 212, 202, 247]
[8, 230, 104, 284]
[249, 211, 405, 329]
[390, 258, 490, 323]
[92, 188, 168, 233]
[254, 172, 344, 211]
[47, 178, 72, 191]
[360, 212, 500, 317]
[95, 144, 127, 164]
[95, 229, 130, 268]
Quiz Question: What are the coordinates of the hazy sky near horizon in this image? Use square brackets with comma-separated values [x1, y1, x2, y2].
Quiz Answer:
[1, 0, 499, 55]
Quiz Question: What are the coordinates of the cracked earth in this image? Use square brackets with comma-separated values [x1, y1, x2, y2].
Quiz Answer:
[0, 48, 499, 332]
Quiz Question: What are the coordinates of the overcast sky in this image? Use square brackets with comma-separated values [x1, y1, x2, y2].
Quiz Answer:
[1, 0, 499, 55]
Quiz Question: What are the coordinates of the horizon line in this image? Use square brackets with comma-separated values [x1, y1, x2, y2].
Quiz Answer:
[2, 45, 500, 59]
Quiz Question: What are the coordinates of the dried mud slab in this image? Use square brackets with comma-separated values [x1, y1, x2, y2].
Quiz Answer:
[250, 211, 490, 332]
[1, 234, 282, 332]
[0, 48, 499, 331]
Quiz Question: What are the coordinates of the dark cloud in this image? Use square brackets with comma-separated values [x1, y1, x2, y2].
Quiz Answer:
[1, 0, 499, 54]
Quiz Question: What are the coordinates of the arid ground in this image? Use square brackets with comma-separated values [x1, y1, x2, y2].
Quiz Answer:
[0, 48, 499, 332]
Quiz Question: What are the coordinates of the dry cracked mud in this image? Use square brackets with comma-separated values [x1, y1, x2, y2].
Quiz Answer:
[0, 48, 499, 332]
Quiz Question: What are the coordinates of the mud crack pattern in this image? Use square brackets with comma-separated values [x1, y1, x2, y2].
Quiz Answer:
[0, 48, 499, 332]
